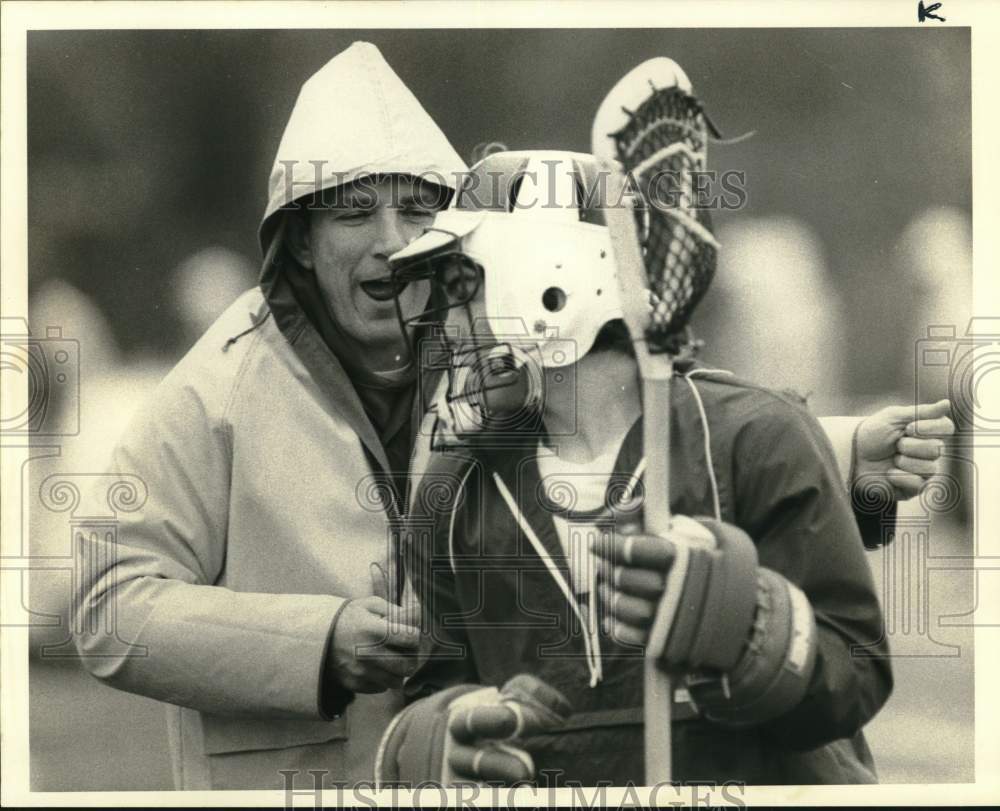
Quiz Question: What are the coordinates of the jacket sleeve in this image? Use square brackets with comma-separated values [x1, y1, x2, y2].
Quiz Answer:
[72, 367, 348, 721]
[403, 458, 480, 703]
[732, 401, 893, 750]
[817, 416, 859, 492]
[817, 415, 897, 549]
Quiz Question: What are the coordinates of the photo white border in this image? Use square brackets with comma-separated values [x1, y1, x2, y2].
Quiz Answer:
[2, 1, 998, 806]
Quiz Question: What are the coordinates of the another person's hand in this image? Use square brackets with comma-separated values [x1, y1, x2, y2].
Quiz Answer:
[591, 514, 709, 649]
[853, 398, 955, 500]
[374, 674, 571, 787]
[593, 516, 817, 725]
[446, 674, 572, 784]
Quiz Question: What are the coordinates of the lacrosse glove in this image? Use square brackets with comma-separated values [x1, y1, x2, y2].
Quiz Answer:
[595, 516, 818, 727]
[375, 673, 572, 786]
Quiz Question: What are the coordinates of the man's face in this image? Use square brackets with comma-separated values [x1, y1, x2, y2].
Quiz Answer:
[300, 176, 441, 363]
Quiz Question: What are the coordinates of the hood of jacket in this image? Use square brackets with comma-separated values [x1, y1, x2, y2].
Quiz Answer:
[258, 40, 467, 253]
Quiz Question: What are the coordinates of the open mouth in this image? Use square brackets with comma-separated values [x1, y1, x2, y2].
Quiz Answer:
[360, 278, 408, 302]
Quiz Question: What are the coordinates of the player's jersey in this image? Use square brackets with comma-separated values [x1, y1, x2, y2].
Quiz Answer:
[404, 367, 892, 785]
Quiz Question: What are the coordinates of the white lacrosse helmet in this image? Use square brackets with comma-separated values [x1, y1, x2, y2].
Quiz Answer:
[389, 150, 625, 368]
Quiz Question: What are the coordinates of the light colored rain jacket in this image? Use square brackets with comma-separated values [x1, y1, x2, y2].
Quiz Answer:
[72, 41, 466, 790]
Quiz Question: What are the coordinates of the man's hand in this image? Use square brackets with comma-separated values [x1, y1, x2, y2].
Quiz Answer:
[854, 398, 955, 500]
[325, 563, 421, 694]
[326, 596, 421, 693]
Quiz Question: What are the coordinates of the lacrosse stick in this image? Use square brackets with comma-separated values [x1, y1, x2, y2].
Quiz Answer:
[591, 58, 720, 784]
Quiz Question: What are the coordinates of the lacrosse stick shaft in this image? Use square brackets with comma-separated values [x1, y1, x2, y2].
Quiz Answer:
[640, 369, 675, 785]
[601, 164, 692, 784]
[641, 377, 694, 786]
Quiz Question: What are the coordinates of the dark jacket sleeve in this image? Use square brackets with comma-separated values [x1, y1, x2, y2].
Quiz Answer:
[732, 398, 893, 750]
[852, 482, 899, 550]
[403, 457, 481, 703]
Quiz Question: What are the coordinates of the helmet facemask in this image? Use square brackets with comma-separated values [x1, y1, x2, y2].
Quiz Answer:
[390, 236, 550, 449]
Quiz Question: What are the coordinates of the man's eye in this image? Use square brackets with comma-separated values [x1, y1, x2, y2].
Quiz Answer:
[335, 207, 373, 222]
[402, 206, 435, 221]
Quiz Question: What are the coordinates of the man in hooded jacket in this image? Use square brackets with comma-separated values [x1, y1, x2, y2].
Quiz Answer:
[72, 42, 466, 790]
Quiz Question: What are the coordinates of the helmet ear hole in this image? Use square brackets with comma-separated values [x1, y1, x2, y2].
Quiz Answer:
[542, 287, 567, 313]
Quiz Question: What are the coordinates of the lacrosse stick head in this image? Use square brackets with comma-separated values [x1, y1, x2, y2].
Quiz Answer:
[591, 58, 719, 355]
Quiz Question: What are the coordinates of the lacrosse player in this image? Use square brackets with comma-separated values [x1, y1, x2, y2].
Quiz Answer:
[377, 77, 903, 781]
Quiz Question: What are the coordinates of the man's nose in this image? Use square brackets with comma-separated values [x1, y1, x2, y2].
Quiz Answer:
[372, 208, 410, 259]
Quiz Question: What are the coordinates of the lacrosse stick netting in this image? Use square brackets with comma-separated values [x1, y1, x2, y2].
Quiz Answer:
[612, 80, 720, 352]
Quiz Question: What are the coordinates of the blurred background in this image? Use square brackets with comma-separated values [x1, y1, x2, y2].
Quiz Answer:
[21, 28, 972, 788]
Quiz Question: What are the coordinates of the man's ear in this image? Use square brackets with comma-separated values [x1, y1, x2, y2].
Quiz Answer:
[284, 211, 315, 270]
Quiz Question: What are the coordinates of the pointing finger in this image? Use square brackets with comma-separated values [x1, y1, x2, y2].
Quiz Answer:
[912, 398, 953, 421]
[906, 416, 955, 438]
[881, 404, 919, 426]
[893, 454, 939, 478]
[896, 436, 944, 460]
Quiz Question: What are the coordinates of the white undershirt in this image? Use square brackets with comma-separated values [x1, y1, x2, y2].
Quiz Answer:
[536, 439, 624, 595]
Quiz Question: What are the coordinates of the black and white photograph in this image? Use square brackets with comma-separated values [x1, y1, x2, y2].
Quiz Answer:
[1, 1, 997, 807]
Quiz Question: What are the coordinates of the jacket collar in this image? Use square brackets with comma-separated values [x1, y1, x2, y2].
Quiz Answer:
[260, 241, 394, 475]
